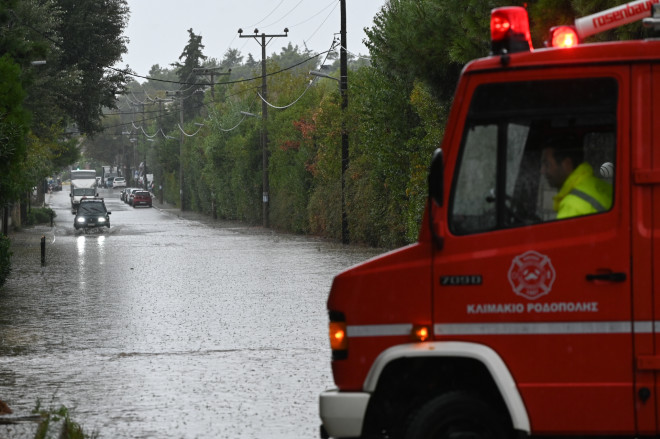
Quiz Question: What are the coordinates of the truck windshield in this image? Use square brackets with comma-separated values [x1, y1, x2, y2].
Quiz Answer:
[71, 170, 96, 180]
[73, 188, 96, 196]
[449, 77, 617, 235]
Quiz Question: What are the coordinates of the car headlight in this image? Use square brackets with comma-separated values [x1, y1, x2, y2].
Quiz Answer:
[76, 217, 86, 223]
[98, 217, 106, 223]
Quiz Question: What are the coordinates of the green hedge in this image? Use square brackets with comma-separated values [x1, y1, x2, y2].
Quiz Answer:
[25, 207, 56, 226]
[0, 235, 11, 288]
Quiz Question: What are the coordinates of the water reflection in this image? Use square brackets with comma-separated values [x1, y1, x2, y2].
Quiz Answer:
[76, 234, 107, 293]
[76, 235, 85, 256]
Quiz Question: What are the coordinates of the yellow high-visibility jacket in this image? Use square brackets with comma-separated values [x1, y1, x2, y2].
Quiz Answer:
[553, 162, 613, 219]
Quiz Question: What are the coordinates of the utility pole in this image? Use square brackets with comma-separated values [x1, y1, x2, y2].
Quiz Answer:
[340, 0, 349, 244]
[166, 90, 185, 210]
[192, 67, 231, 101]
[141, 103, 147, 190]
[238, 27, 288, 228]
[157, 99, 172, 203]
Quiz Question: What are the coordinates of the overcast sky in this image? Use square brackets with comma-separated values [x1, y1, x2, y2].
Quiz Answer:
[118, 0, 388, 78]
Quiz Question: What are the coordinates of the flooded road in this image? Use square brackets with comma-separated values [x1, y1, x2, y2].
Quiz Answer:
[0, 188, 383, 438]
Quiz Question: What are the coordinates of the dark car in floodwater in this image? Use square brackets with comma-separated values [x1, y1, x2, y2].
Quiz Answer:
[74, 198, 111, 230]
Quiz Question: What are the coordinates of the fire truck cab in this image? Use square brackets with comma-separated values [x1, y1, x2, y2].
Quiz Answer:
[320, 2, 660, 438]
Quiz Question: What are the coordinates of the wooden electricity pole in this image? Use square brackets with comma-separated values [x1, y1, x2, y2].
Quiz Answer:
[238, 27, 288, 228]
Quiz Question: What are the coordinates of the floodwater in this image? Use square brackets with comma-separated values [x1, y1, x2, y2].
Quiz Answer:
[0, 189, 384, 438]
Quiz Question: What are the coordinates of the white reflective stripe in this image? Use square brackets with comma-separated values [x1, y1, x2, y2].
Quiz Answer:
[347, 324, 412, 337]
[436, 321, 650, 335]
[347, 321, 658, 338]
[637, 321, 654, 333]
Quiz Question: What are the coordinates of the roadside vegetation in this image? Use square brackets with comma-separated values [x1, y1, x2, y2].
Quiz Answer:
[34, 404, 96, 439]
[0, 235, 10, 287]
[24, 207, 56, 227]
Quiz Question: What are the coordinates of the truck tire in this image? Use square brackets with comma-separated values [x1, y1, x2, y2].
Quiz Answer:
[404, 391, 509, 439]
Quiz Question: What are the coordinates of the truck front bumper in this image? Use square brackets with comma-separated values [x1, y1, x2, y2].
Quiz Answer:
[319, 389, 370, 438]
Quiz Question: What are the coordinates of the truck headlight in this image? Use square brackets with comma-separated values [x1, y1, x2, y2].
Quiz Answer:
[97, 217, 106, 223]
[76, 217, 86, 223]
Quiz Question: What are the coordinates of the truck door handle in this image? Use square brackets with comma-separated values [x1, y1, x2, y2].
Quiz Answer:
[585, 272, 626, 282]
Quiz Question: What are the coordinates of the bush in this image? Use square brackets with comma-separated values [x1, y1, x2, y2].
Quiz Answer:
[0, 235, 11, 288]
[25, 207, 56, 226]
[34, 403, 96, 439]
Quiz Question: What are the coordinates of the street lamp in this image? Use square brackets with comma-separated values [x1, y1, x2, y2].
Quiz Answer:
[310, 70, 349, 244]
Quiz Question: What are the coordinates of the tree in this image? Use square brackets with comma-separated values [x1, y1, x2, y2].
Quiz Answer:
[270, 42, 315, 75]
[50, 0, 129, 135]
[0, 54, 30, 206]
[172, 28, 208, 121]
[0, 0, 129, 214]
[220, 48, 243, 71]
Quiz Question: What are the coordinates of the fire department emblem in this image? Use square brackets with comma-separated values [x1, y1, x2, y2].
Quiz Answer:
[508, 251, 556, 300]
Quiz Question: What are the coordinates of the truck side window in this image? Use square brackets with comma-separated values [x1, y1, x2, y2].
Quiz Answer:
[449, 78, 617, 235]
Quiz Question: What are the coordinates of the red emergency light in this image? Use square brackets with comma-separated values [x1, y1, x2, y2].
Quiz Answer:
[549, 25, 580, 48]
[491, 6, 533, 55]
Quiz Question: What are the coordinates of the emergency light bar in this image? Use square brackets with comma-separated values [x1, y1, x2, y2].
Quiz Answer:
[493, 1, 660, 53]
[490, 7, 533, 55]
[549, 25, 580, 48]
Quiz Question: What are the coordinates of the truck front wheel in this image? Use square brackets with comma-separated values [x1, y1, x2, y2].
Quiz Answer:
[404, 391, 509, 439]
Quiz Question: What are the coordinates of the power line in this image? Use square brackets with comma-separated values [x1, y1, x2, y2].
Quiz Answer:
[289, 0, 336, 28]
[248, 0, 286, 27]
[261, 0, 305, 28]
[303, 1, 339, 45]
[15, 12, 330, 88]
[256, 39, 337, 110]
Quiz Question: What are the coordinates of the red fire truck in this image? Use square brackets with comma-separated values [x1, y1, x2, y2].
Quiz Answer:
[320, 1, 660, 438]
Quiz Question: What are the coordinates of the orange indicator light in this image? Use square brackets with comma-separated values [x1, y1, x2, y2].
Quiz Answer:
[329, 322, 348, 350]
[412, 325, 430, 342]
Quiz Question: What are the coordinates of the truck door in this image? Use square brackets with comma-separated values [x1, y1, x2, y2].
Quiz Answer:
[633, 62, 660, 434]
[433, 67, 637, 434]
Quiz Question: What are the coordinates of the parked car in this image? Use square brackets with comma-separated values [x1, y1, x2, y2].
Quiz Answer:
[112, 177, 126, 188]
[48, 178, 62, 191]
[132, 191, 152, 208]
[74, 198, 111, 230]
[126, 188, 141, 205]
[120, 187, 132, 202]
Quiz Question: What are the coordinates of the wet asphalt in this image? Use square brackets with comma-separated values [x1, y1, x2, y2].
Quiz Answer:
[0, 187, 383, 438]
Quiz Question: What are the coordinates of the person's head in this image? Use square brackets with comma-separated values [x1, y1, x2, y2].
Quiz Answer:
[540, 134, 584, 189]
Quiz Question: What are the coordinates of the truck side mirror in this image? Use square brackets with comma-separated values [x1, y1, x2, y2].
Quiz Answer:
[428, 148, 444, 206]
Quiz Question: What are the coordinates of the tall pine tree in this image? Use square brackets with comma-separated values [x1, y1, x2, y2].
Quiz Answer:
[173, 28, 207, 121]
